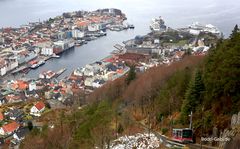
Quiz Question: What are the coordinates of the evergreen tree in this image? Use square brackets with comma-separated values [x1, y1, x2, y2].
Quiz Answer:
[230, 24, 239, 39]
[181, 70, 205, 121]
[125, 65, 136, 85]
[27, 121, 33, 131]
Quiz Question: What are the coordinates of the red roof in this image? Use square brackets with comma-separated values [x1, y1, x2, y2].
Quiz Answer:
[0, 113, 4, 121]
[2, 121, 19, 133]
[34, 101, 45, 111]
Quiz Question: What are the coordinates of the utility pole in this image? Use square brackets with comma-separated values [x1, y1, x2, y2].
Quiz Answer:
[169, 96, 173, 133]
[200, 106, 204, 149]
[148, 97, 151, 139]
[115, 111, 118, 139]
[148, 107, 151, 138]
[189, 111, 193, 129]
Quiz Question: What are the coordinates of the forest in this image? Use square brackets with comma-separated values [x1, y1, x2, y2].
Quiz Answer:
[21, 25, 240, 149]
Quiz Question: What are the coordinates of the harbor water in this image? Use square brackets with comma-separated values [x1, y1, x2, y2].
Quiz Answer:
[0, 0, 240, 79]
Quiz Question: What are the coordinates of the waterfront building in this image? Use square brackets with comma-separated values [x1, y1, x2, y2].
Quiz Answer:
[72, 29, 85, 38]
[0, 59, 7, 76]
[88, 23, 101, 32]
[6, 56, 18, 72]
[16, 50, 37, 64]
[41, 47, 53, 56]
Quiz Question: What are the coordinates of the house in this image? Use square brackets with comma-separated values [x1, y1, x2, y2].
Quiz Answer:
[92, 79, 105, 88]
[30, 101, 45, 117]
[76, 21, 89, 30]
[0, 121, 20, 135]
[88, 23, 101, 32]
[84, 77, 95, 87]
[8, 109, 24, 121]
[0, 58, 7, 76]
[5, 94, 24, 103]
[0, 112, 4, 121]
[0, 93, 6, 105]
[13, 128, 29, 141]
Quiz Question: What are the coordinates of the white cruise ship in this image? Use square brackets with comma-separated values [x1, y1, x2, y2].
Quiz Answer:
[188, 22, 222, 37]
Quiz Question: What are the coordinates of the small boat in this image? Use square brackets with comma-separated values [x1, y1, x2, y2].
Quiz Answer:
[129, 24, 135, 29]
[46, 71, 56, 79]
[39, 70, 56, 79]
[31, 63, 39, 69]
[82, 40, 88, 44]
[38, 60, 45, 66]
[52, 54, 60, 58]
[110, 27, 122, 31]
[99, 31, 107, 36]
[31, 60, 45, 69]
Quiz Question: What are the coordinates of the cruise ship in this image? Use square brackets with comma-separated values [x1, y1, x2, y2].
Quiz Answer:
[150, 16, 167, 32]
[188, 22, 222, 37]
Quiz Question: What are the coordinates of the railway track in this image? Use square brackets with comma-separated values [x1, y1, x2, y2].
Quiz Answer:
[137, 121, 220, 149]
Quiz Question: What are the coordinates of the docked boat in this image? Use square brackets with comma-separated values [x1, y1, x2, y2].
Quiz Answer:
[99, 31, 107, 36]
[39, 70, 56, 79]
[52, 54, 60, 58]
[38, 60, 45, 66]
[129, 24, 135, 29]
[31, 60, 45, 69]
[110, 27, 122, 31]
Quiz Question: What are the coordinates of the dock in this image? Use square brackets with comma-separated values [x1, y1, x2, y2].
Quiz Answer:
[11, 65, 29, 74]
[55, 68, 67, 78]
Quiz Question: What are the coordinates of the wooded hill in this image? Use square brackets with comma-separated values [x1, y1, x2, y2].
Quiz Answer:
[21, 26, 240, 149]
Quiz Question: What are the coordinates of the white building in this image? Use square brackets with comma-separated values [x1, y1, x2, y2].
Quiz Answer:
[6, 57, 18, 72]
[88, 23, 101, 32]
[73, 67, 84, 76]
[92, 79, 105, 88]
[72, 29, 85, 38]
[41, 47, 53, 56]
[0, 37, 4, 43]
[0, 59, 7, 76]
[30, 101, 45, 117]
[84, 77, 95, 87]
[29, 81, 37, 91]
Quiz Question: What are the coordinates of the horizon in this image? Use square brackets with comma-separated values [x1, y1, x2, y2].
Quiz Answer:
[0, 0, 240, 37]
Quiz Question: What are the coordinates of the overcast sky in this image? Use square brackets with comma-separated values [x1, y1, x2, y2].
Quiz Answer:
[0, 0, 239, 35]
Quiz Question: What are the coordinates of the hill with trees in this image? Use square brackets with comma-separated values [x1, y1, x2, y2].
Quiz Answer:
[21, 25, 240, 149]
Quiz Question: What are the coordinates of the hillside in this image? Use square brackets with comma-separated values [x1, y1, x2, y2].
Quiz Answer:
[20, 26, 240, 149]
